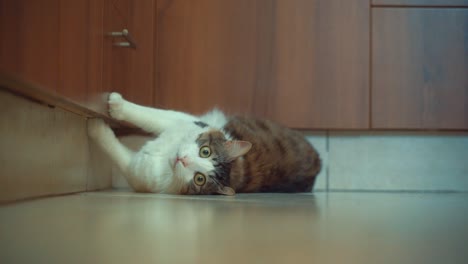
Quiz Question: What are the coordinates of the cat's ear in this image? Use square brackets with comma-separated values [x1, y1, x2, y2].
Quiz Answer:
[217, 185, 235, 196]
[224, 140, 252, 159]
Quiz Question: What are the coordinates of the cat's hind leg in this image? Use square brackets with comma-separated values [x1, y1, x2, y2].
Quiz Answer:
[108, 92, 197, 134]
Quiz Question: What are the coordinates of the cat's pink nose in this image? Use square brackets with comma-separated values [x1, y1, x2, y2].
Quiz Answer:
[175, 156, 189, 167]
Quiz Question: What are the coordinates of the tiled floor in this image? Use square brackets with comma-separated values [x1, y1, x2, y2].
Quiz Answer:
[1, 191, 467, 264]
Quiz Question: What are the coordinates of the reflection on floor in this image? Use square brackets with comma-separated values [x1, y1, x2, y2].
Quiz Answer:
[1, 191, 467, 264]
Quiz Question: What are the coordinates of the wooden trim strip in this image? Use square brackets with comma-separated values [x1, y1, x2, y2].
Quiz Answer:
[0, 72, 129, 129]
[1, 72, 103, 117]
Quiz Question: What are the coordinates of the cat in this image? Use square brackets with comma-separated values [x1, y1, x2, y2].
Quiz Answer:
[88, 92, 321, 195]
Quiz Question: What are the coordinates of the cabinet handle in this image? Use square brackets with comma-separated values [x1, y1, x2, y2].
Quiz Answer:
[107, 29, 137, 49]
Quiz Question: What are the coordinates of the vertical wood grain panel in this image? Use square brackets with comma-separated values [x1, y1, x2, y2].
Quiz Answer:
[0, 0, 110, 116]
[251, 0, 275, 118]
[372, 8, 468, 129]
[102, 0, 114, 103]
[127, 0, 154, 106]
[267, 0, 370, 129]
[155, 0, 369, 128]
[155, 0, 260, 114]
[0, 0, 60, 92]
[103, 0, 155, 107]
[0, 0, 21, 76]
[87, 0, 106, 114]
[59, 0, 89, 103]
[104, 0, 131, 103]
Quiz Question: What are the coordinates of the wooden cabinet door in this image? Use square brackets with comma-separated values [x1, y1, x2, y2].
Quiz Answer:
[155, 0, 370, 129]
[0, 0, 107, 114]
[372, 8, 468, 129]
[0, 0, 60, 93]
[155, 0, 262, 115]
[265, 0, 370, 129]
[103, 0, 155, 107]
[59, 0, 90, 104]
[0, 0, 155, 114]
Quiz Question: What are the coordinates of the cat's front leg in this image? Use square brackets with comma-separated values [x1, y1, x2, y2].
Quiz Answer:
[108, 92, 127, 120]
[88, 118, 162, 193]
[107, 92, 198, 134]
[87, 118, 114, 141]
[87, 118, 134, 174]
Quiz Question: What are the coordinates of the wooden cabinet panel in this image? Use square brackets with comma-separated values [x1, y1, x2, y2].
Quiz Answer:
[103, 0, 130, 107]
[266, 0, 370, 129]
[372, 8, 468, 129]
[0, 0, 103, 112]
[87, 0, 106, 114]
[59, 0, 89, 103]
[0, 0, 60, 92]
[155, 0, 369, 129]
[0, 0, 154, 115]
[103, 0, 155, 107]
[373, 0, 468, 6]
[155, 0, 262, 115]
[127, 0, 155, 106]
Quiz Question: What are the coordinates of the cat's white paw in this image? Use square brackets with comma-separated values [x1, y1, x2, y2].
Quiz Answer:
[87, 118, 112, 140]
[108, 92, 126, 120]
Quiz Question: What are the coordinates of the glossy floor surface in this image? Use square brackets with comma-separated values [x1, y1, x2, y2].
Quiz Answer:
[1, 191, 467, 264]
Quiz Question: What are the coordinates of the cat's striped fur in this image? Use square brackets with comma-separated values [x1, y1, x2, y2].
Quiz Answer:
[224, 116, 321, 193]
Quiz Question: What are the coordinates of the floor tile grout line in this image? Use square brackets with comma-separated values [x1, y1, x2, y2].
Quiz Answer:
[326, 130, 330, 191]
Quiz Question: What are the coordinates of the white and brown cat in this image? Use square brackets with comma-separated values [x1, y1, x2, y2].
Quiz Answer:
[88, 93, 321, 195]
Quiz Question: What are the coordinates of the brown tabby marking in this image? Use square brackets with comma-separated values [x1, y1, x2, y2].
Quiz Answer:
[224, 116, 321, 193]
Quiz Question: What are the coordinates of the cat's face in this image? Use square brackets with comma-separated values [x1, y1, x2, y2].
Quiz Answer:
[172, 129, 251, 195]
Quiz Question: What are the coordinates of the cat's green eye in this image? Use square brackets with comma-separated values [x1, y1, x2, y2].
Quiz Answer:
[199, 146, 212, 158]
[194, 173, 206, 186]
